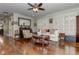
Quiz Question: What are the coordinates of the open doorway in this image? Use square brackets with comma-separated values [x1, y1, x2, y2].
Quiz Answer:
[0, 14, 10, 37]
[0, 19, 4, 36]
[76, 16, 79, 43]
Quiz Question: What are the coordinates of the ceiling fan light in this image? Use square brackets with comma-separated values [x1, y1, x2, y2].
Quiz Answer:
[33, 8, 38, 12]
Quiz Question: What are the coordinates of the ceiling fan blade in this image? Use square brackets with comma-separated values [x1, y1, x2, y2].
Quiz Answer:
[27, 3, 34, 7]
[39, 8, 45, 10]
[28, 8, 33, 10]
[38, 3, 42, 7]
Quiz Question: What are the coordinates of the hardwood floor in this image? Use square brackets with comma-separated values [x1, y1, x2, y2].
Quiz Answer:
[0, 36, 79, 55]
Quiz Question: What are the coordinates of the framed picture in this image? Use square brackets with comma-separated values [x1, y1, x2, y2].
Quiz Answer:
[18, 17, 31, 27]
[34, 22, 37, 27]
[49, 18, 53, 23]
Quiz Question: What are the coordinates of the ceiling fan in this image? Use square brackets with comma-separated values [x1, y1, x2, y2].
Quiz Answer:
[27, 3, 45, 12]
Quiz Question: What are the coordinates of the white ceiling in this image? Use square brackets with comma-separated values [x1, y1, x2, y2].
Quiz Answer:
[0, 3, 79, 19]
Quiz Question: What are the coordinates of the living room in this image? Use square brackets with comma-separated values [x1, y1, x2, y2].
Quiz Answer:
[0, 3, 79, 55]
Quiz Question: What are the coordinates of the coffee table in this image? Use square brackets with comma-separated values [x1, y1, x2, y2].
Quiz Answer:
[32, 35, 49, 46]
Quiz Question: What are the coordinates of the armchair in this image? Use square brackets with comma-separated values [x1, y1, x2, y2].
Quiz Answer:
[22, 30, 32, 38]
[19, 27, 32, 39]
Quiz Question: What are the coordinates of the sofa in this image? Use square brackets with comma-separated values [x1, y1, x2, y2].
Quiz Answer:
[37, 29, 59, 42]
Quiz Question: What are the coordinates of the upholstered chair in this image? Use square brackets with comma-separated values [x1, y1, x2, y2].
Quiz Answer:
[22, 30, 32, 38]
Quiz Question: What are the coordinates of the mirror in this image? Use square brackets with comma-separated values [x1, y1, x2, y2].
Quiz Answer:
[18, 17, 31, 27]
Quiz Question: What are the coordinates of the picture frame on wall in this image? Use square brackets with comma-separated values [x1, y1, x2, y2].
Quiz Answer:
[49, 18, 53, 23]
[34, 22, 37, 27]
[18, 17, 31, 27]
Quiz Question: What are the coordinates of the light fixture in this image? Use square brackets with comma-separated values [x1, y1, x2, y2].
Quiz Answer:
[27, 3, 45, 13]
[33, 8, 38, 12]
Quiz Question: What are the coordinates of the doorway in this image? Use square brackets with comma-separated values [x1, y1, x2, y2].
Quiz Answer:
[0, 16, 10, 37]
[76, 16, 79, 43]
[0, 19, 4, 36]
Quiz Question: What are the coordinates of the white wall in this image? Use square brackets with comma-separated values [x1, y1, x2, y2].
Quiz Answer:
[37, 7, 79, 36]
[8, 14, 14, 37]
